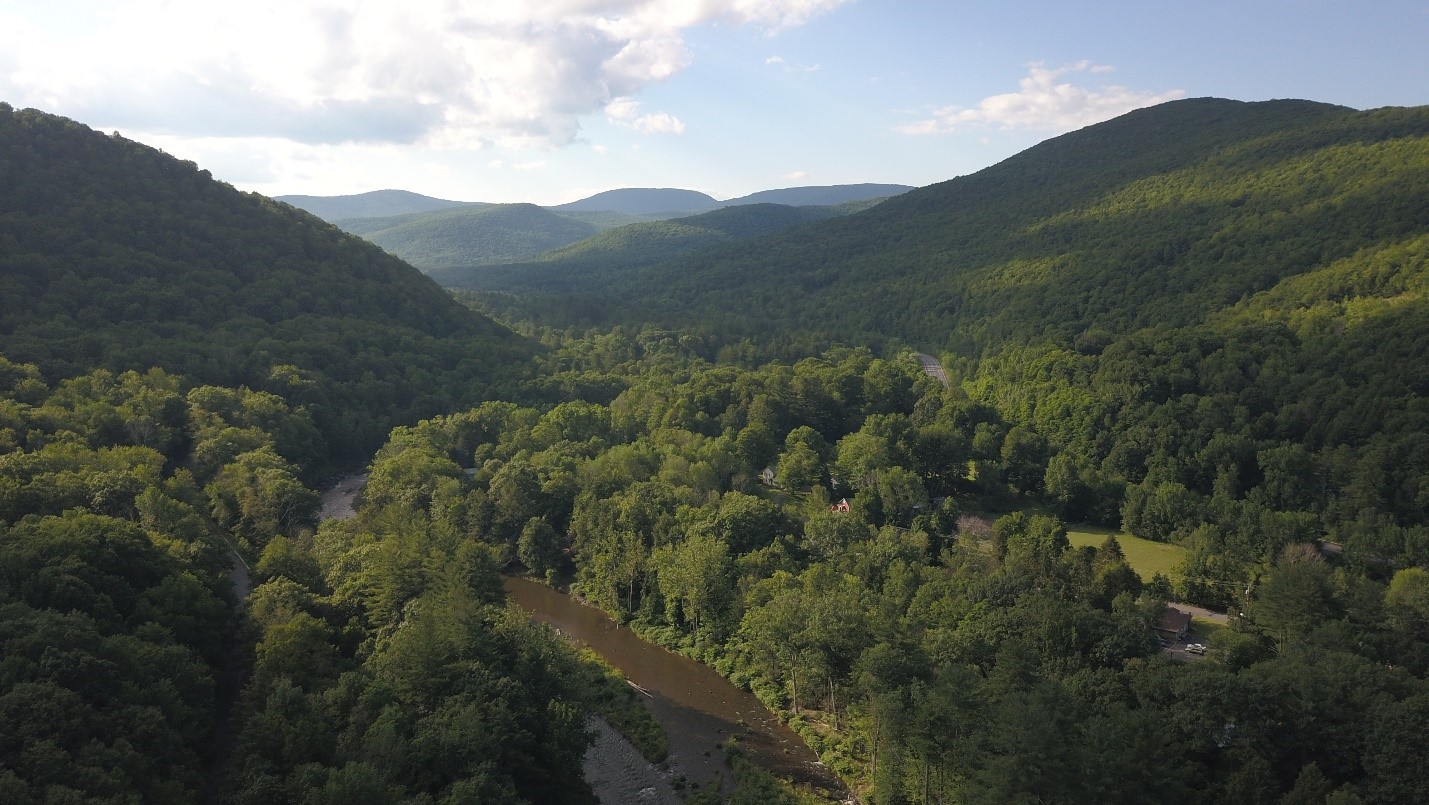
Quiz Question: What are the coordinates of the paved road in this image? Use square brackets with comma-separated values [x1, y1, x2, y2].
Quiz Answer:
[917, 353, 949, 388]
[1168, 601, 1230, 624]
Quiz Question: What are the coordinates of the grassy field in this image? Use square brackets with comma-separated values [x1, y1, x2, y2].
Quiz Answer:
[1066, 524, 1187, 581]
[1189, 616, 1228, 643]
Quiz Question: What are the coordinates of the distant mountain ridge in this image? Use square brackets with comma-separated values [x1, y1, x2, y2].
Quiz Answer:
[284, 183, 914, 223]
[347, 203, 599, 268]
[277, 184, 903, 268]
[430, 202, 846, 289]
[552, 187, 720, 215]
[719, 183, 912, 207]
[277, 188, 477, 220]
[290, 183, 909, 269]
[456, 97, 1428, 353]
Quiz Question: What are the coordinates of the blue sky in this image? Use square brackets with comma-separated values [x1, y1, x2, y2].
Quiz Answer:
[1, 0, 1424, 204]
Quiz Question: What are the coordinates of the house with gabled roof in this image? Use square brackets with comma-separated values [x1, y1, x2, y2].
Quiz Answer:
[1156, 607, 1192, 643]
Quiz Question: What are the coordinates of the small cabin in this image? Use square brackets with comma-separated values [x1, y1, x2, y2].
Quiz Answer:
[830, 498, 851, 513]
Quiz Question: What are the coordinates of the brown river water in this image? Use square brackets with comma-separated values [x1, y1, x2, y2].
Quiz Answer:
[319, 476, 844, 800]
[503, 577, 846, 800]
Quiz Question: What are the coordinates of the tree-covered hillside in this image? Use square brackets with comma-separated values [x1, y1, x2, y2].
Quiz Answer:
[463, 99, 1427, 352]
[718, 183, 912, 207]
[432, 202, 847, 291]
[553, 187, 719, 214]
[0, 103, 531, 466]
[343, 203, 600, 269]
[275, 189, 477, 222]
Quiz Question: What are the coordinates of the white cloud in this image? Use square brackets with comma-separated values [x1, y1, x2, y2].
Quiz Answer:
[898, 61, 1184, 135]
[767, 54, 821, 73]
[605, 97, 685, 135]
[133, 132, 396, 191]
[782, 170, 810, 181]
[632, 113, 686, 135]
[0, 0, 849, 149]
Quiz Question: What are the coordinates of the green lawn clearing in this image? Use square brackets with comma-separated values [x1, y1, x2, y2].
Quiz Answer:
[1066, 525, 1187, 582]
[1189, 616, 1227, 643]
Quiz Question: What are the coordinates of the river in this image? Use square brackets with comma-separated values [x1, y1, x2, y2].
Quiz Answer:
[319, 475, 844, 801]
[318, 473, 366, 521]
[504, 577, 846, 801]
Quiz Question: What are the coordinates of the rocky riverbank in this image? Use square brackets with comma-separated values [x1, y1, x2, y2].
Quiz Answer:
[584, 717, 681, 804]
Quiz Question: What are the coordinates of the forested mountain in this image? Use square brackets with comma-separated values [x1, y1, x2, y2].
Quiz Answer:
[301, 184, 908, 274]
[547, 183, 910, 213]
[274, 189, 476, 222]
[551, 208, 683, 229]
[552, 187, 720, 214]
[431, 202, 848, 290]
[719, 183, 912, 207]
[0, 105, 597, 803]
[0, 103, 531, 466]
[464, 98, 1426, 348]
[340, 203, 600, 269]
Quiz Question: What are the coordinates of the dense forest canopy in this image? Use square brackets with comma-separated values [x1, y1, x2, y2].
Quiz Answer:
[0, 103, 532, 467]
[0, 95, 1425, 804]
[335, 330, 1429, 803]
[0, 354, 599, 803]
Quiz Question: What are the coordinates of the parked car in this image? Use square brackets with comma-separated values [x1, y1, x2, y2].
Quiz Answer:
[1186, 643, 1206, 655]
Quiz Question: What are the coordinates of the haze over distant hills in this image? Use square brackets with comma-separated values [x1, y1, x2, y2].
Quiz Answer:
[430, 202, 849, 288]
[338, 203, 600, 268]
[281, 182, 912, 269]
[280, 183, 913, 222]
[551, 187, 719, 215]
[720, 183, 914, 207]
[275, 188, 479, 220]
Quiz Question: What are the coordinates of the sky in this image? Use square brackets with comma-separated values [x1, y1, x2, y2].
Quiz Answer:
[2, 0, 1425, 204]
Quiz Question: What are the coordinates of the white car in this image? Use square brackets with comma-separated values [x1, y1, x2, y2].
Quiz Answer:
[1186, 643, 1206, 655]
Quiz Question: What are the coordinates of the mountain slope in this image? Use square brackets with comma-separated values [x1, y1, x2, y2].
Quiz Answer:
[306, 185, 907, 271]
[431, 202, 847, 290]
[275, 188, 477, 221]
[466, 99, 1426, 353]
[0, 102, 531, 462]
[353, 203, 599, 268]
[553, 187, 719, 214]
[719, 183, 912, 207]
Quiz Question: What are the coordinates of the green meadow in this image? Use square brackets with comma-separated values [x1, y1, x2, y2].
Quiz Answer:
[1067, 525, 1188, 582]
